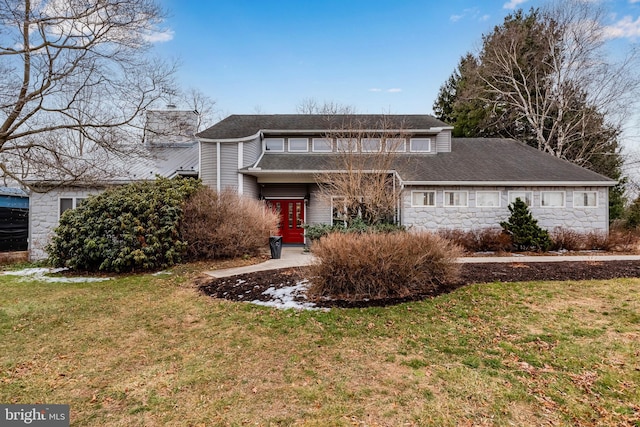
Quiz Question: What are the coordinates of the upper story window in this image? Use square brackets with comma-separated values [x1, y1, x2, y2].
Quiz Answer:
[411, 191, 435, 207]
[361, 138, 381, 152]
[288, 138, 308, 152]
[476, 191, 501, 207]
[60, 197, 86, 218]
[444, 191, 468, 207]
[574, 191, 598, 207]
[265, 138, 284, 152]
[336, 138, 357, 152]
[410, 138, 431, 152]
[541, 191, 565, 208]
[385, 138, 406, 152]
[509, 191, 532, 206]
[312, 138, 332, 152]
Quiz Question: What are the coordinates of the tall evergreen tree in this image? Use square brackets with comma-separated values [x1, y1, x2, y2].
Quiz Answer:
[433, 3, 639, 221]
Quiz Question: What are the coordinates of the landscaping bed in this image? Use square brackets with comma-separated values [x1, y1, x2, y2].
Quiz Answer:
[199, 259, 640, 308]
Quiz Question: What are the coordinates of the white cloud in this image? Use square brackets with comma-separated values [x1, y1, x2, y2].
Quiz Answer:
[387, 88, 402, 93]
[143, 29, 175, 43]
[368, 88, 382, 92]
[503, 0, 528, 9]
[603, 15, 640, 39]
[450, 7, 491, 23]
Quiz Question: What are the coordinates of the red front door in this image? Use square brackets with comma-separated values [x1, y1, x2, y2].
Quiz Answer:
[267, 199, 305, 244]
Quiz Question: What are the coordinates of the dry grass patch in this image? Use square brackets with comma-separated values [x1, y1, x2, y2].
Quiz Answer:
[0, 268, 639, 426]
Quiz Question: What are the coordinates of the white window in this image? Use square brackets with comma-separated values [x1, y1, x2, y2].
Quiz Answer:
[411, 191, 435, 207]
[265, 138, 284, 152]
[410, 138, 431, 152]
[361, 138, 381, 152]
[59, 197, 87, 217]
[541, 191, 565, 207]
[574, 191, 598, 207]
[288, 138, 308, 152]
[508, 191, 532, 206]
[312, 138, 332, 152]
[476, 191, 501, 207]
[444, 191, 468, 207]
[336, 138, 357, 152]
[385, 138, 406, 152]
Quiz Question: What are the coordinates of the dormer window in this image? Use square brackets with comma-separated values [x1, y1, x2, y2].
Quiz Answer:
[386, 138, 406, 152]
[265, 138, 284, 152]
[336, 138, 357, 152]
[288, 138, 308, 152]
[410, 138, 431, 152]
[361, 138, 381, 152]
[312, 138, 332, 152]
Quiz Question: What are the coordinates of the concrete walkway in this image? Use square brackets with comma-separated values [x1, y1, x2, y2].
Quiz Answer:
[205, 247, 640, 278]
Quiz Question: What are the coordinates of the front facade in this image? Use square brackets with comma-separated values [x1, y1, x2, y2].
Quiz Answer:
[196, 114, 615, 245]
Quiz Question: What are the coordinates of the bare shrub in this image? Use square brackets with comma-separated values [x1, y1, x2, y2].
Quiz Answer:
[597, 229, 640, 253]
[550, 227, 586, 251]
[181, 188, 279, 260]
[550, 227, 640, 253]
[308, 232, 462, 302]
[437, 228, 511, 253]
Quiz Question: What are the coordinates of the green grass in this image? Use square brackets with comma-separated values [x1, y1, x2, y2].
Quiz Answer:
[1, 265, 639, 426]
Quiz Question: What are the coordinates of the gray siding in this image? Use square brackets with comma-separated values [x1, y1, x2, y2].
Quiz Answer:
[200, 142, 217, 189]
[402, 185, 608, 233]
[242, 175, 260, 198]
[307, 185, 331, 224]
[434, 130, 451, 153]
[219, 142, 239, 190]
[243, 137, 261, 167]
[261, 185, 306, 198]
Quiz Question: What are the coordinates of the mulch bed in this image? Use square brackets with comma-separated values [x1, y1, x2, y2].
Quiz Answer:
[198, 260, 640, 309]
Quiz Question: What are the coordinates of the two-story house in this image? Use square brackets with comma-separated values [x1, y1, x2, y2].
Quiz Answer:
[196, 114, 615, 245]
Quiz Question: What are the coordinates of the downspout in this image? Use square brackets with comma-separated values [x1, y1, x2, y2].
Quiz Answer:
[395, 171, 404, 226]
[238, 141, 244, 195]
[216, 142, 221, 192]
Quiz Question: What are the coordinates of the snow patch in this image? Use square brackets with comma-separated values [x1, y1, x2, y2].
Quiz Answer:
[250, 279, 322, 311]
[3, 268, 112, 283]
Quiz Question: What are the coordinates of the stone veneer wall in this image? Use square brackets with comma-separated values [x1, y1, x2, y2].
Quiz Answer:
[402, 186, 609, 234]
[29, 188, 102, 260]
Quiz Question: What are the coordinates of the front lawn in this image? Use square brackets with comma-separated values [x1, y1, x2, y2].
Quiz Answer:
[1, 265, 639, 426]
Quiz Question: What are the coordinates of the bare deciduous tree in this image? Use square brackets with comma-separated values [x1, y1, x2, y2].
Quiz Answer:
[476, 1, 638, 170]
[315, 116, 406, 226]
[296, 98, 356, 115]
[0, 0, 178, 187]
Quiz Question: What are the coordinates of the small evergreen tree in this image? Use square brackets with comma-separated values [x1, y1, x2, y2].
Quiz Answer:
[500, 198, 551, 251]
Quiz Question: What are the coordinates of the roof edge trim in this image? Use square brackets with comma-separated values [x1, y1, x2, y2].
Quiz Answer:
[197, 131, 262, 143]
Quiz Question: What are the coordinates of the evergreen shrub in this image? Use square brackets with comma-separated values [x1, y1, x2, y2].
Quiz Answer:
[500, 198, 551, 252]
[47, 177, 201, 272]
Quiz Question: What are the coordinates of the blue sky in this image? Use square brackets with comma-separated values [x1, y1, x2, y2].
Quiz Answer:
[152, 0, 640, 117]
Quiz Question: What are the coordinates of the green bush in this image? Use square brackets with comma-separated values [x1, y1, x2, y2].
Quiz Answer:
[500, 198, 551, 252]
[180, 187, 279, 260]
[304, 217, 405, 241]
[308, 232, 462, 302]
[47, 177, 201, 272]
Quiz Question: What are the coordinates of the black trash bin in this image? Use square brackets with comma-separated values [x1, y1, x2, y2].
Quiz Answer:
[269, 236, 283, 259]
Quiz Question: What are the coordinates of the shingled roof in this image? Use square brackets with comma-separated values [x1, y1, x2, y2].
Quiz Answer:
[196, 114, 449, 140]
[246, 138, 614, 185]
